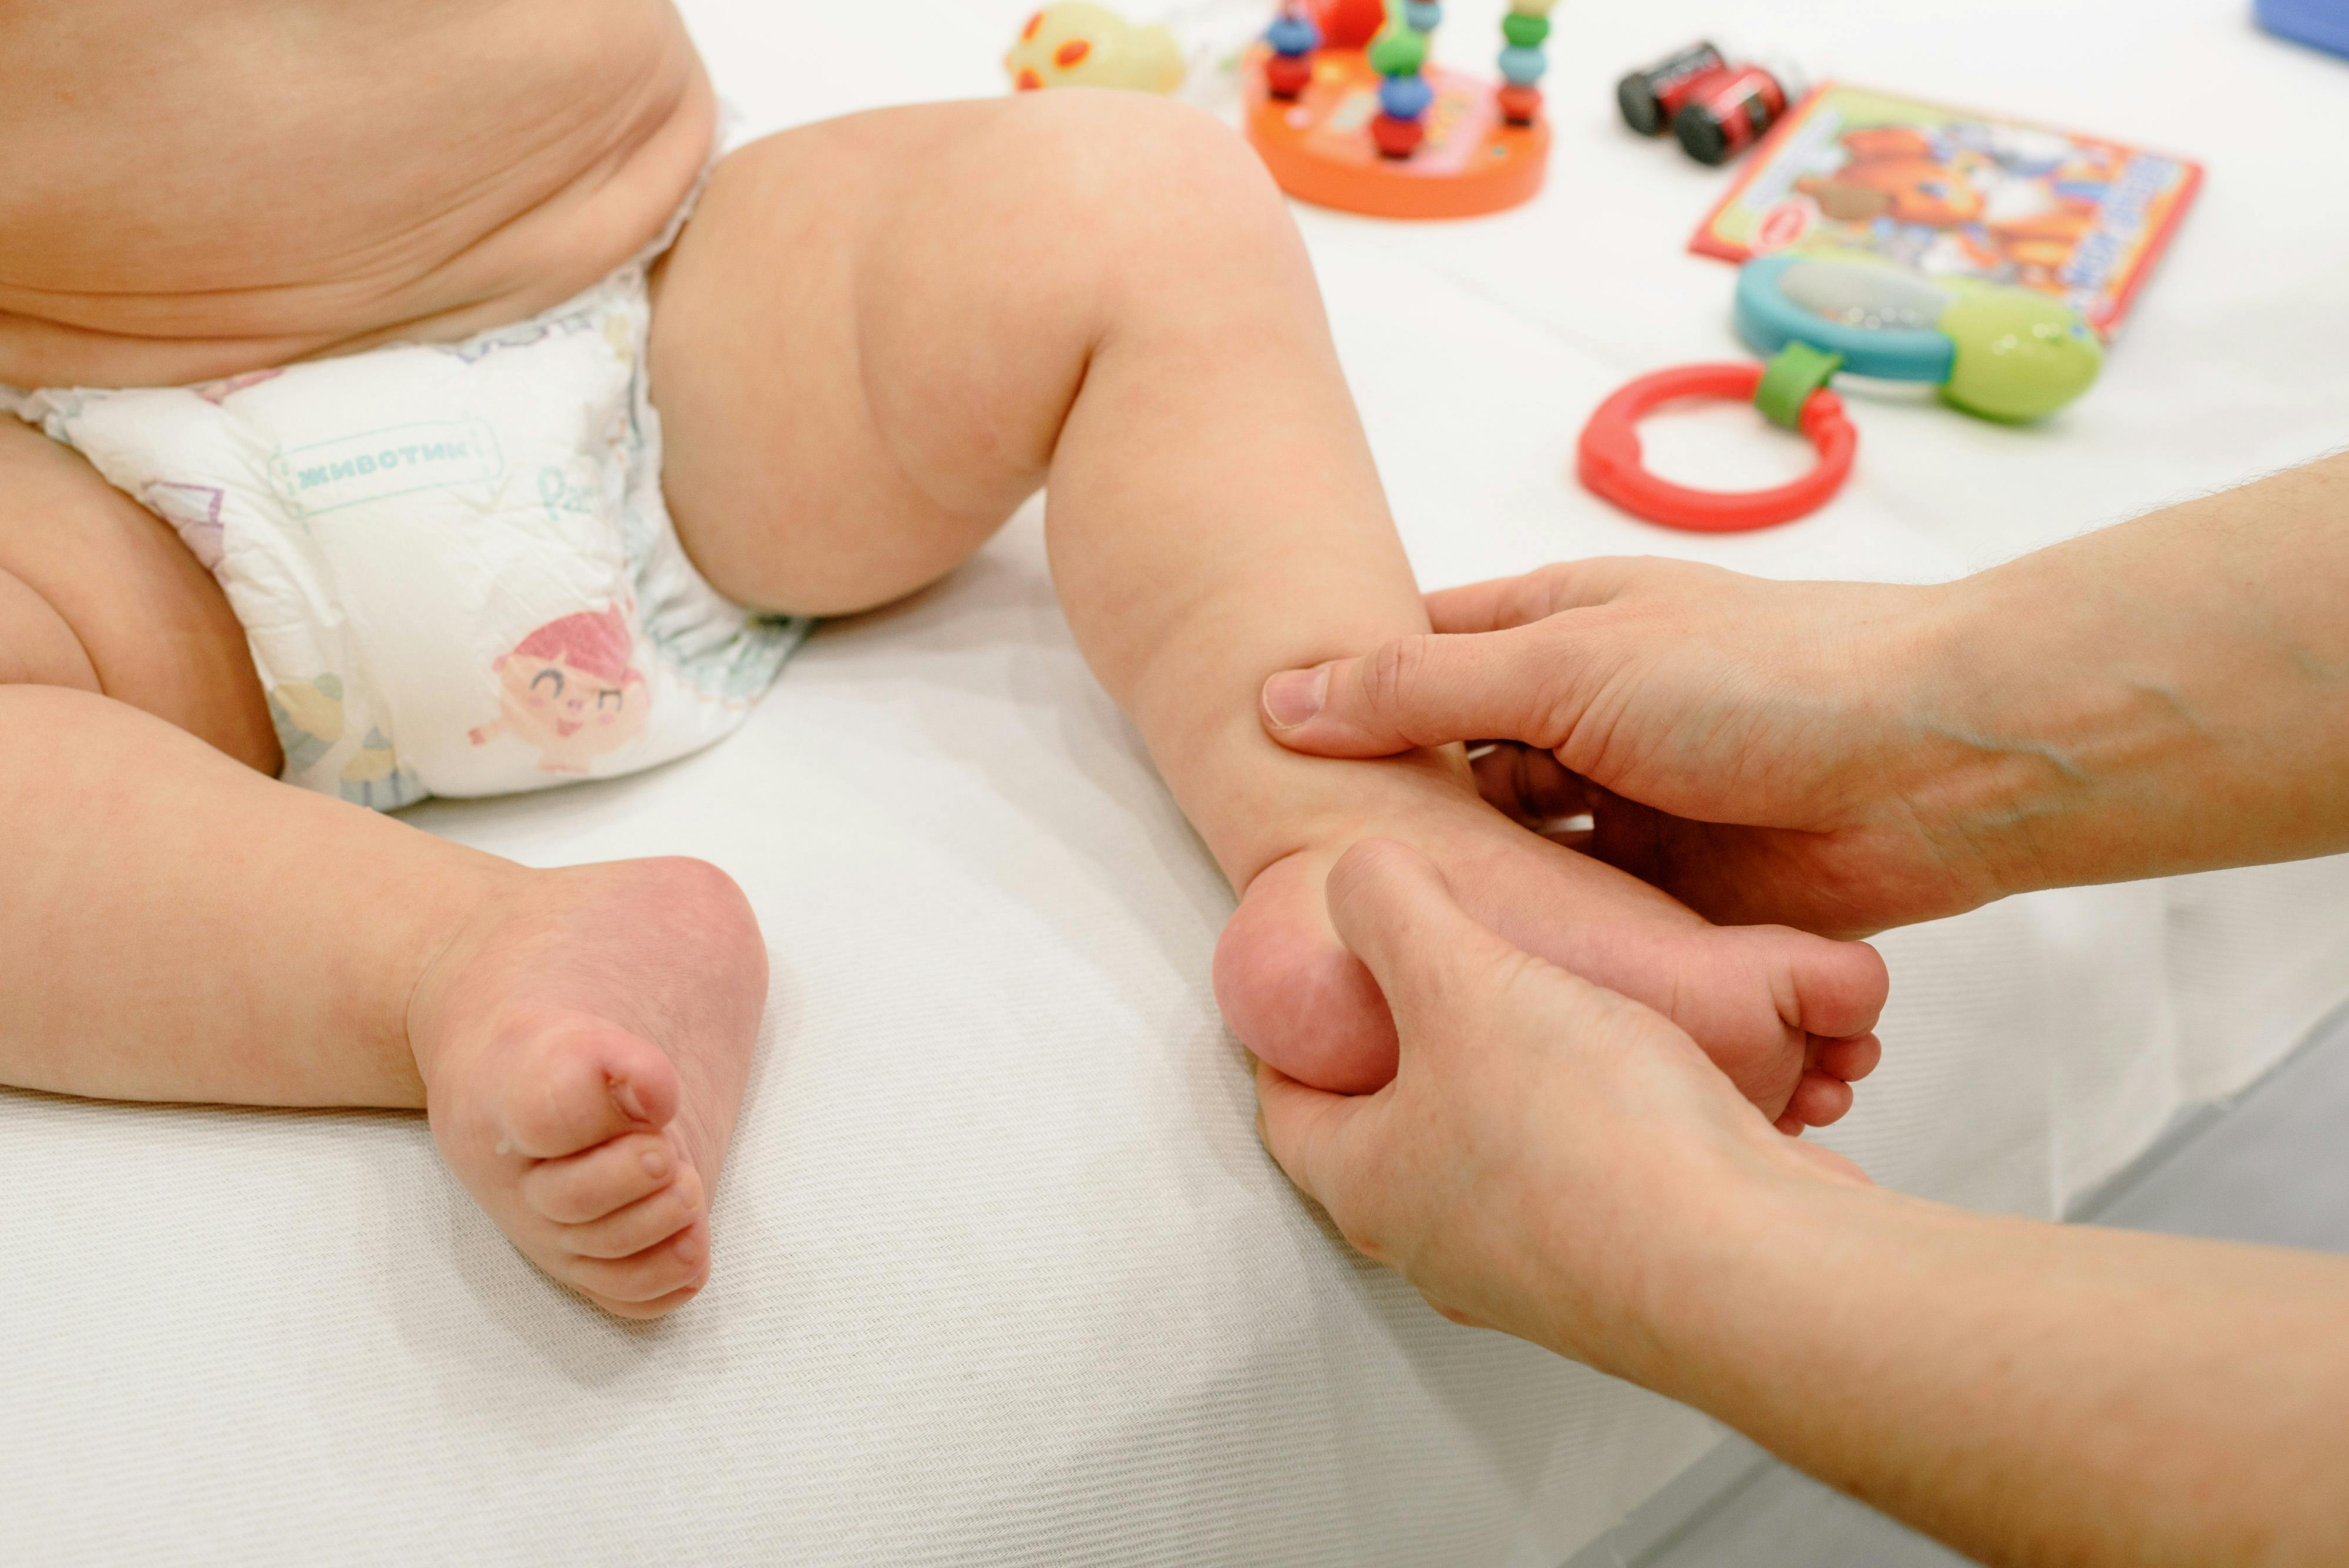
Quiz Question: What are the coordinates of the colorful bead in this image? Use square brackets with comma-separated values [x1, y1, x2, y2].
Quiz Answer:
[1403, 1, 1443, 30]
[1497, 45, 1549, 86]
[1500, 13, 1549, 46]
[1264, 51, 1314, 97]
[1506, 0, 1559, 12]
[1369, 112, 1427, 157]
[1496, 83, 1543, 124]
[1266, 14, 1320, 56]
[1378, 73, 1435, 120]
[1366, 28, 1429, 77]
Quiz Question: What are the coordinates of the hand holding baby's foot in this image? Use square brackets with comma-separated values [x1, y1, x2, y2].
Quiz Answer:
[406, 858, 767, 1318]
[1216, 781, 1886, 1131]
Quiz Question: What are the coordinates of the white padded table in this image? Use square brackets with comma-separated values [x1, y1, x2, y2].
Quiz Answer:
[6, 2, 2348, 1563]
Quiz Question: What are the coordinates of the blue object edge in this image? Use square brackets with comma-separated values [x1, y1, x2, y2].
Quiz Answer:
[2257, 0, 2349, 58]
[1732, 255, 1955, 384]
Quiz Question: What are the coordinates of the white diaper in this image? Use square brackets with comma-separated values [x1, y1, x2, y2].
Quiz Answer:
[4, 241, 806, 808]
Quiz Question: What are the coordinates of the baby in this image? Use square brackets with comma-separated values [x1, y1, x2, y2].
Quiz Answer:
[0, 2, 1885, 1317]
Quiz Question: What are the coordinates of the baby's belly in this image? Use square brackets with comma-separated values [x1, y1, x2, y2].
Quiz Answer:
[0, 0, 714, 390]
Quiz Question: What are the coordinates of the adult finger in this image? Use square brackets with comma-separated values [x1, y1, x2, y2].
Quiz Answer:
[1254, 1057, 1377, 1227]
[1321, 839, 1563, 1045]
[1422, 560, 1641, 635]
[1261, 622, 1590, 759]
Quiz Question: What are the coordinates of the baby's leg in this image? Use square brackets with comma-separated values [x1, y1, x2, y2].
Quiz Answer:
[0, 420, 762, 1315]
[650, 94, 1884, 1122]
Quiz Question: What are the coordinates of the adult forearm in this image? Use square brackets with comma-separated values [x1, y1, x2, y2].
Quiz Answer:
[1621, 1177, 2349, 1568]
[1920, 450, 2349, 895]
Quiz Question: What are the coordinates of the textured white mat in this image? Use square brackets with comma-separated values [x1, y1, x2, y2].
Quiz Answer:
[6, 2, 2347, 1563]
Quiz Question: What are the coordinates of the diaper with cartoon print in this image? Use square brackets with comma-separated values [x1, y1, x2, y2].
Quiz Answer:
[6, 269, 807, 807]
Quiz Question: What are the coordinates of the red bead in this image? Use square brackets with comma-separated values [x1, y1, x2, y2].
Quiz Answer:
[1265, 52, 1314, 99]
[1369, 112, 1426, 157]
[1497, 84, 1543, 125]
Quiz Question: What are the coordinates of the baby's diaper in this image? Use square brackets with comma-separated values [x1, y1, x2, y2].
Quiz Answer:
[4, 270, 807, 807]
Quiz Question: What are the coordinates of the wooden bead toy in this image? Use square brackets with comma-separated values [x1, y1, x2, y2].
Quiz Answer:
[1243, 0, 1554, 218]
[1366, 10, 1435, 161]
[1496, 0, 1554, 125]
[1264, 8, 1320, 99]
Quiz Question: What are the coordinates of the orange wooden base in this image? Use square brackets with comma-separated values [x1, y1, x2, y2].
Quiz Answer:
[1243, 45, 1550, 220]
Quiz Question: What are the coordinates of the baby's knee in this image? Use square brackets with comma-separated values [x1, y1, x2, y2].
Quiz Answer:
[988, 89, 1295, 264]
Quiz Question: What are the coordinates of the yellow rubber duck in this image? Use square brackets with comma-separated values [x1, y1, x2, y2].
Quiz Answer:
[1005, 4, 1184, 95]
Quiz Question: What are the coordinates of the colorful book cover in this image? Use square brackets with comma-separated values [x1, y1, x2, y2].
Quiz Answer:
[1690, 84, 2203, 338]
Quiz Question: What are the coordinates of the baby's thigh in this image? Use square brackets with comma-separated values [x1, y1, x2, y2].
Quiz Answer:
[0, 419, 276, 769]
[648, 95, 1193, 618]
[647, 106, 1023, 618]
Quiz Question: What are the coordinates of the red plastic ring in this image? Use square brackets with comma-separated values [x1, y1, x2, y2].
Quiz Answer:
[1576, 363, 1857, 532]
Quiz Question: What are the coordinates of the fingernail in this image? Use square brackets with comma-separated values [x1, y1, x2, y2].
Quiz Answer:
[612, 1079, 649, 1122]
[1262, 667, 1330, 729]
[641, 1145, 671, 1178]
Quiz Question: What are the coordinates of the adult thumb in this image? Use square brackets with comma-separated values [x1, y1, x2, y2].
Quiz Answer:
[1260, 624, 1584, 759]
[1322, 839, 1538, 1048]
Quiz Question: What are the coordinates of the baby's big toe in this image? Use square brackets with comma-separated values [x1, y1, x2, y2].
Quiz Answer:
[493, 1018, 681, 1160]
[1779, 930, 1890, 1043]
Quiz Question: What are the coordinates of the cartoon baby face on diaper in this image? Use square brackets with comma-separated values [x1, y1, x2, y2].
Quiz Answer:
[470, 604, 652, 773]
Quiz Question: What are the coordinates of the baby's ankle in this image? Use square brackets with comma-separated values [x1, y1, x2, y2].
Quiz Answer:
[1225, 744, 1483, 896]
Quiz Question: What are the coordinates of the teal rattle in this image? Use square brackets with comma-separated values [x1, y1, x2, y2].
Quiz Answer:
[1579, 253, 2105, 531]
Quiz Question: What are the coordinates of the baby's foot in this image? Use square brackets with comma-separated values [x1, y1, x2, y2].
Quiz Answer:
[1217, 789, 1886, 1129]
[406, 857, 767, 1318]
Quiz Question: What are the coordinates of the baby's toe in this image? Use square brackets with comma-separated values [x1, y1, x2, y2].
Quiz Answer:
[520, 1130, 678, 1223]
[1784, 1071, 1855, 1129]
[1815, 1031, 1883, 1084]
[594, 1283, 709, 1322]
[1778, 931, 1890, 1042]
[494, 1019, 681, 1160]
[560, 1165, 705, 1260]
[567, 1223, 710, 1308]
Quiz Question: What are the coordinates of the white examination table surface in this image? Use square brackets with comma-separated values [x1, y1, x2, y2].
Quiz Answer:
[7, 1, 2348, 1562]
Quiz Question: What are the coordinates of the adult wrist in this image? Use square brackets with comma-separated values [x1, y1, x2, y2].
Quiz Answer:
[1603, 1151, 1920, 1413]
[1539, 1139, 1850, 1396]
[1883, 561, 2121, 904]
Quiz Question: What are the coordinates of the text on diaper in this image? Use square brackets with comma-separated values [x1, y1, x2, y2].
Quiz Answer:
[268, 419, 504, 516]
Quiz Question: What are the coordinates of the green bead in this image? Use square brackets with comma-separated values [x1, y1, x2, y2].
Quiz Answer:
[1367, 28, 1429, 78]
[1937, 287, 2104, 422]
[1754, 342, 1843, 430]
[1500, 13, 1549, 46]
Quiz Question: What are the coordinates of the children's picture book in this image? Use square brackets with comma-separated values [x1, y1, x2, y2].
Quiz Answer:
[1690, 84, 2203, 339]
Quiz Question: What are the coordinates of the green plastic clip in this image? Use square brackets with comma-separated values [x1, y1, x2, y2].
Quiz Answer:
[1754, 342, 1843, 430]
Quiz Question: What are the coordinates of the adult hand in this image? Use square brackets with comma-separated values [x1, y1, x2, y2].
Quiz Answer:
[1254, 836, 1860, 1370]
[1257, 838, 2349, 1568]
[1259, 558, 2003, 938]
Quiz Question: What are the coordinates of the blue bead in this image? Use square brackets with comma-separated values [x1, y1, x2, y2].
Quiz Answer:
[1378, 73, 1435, 120]
[1404, 1, 1443, 30]
[1266, 14, 1320, 55]
[1497, 45, 1549, 86]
